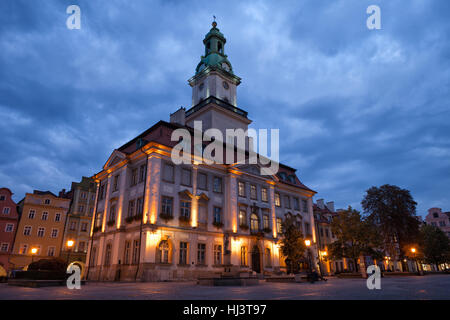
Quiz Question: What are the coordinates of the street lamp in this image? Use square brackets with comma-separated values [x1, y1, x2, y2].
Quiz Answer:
[66, 240, 75, 264]
[304, 239, 312, 274]
[30, 247, 38, 263]
[411, 247, 421, 275]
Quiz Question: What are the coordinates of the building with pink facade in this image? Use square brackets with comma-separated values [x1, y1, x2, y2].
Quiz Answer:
[425, 208, 450, 238]
[0, 188, 19, 274]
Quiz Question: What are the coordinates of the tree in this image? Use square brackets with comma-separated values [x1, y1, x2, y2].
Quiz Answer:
[420, 225, 450, 270]
[361, 184, 420, 268]
[279, 214, 306, 274]
[328, 206, 381, 273]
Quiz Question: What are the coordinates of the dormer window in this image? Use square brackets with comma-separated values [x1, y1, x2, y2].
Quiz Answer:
[44, 199, 50, 205]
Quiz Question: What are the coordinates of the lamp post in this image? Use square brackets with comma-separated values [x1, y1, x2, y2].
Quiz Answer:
[66, 240, 75, 264]
[411, 248, 421, 275]
[305, 239, 312, 273]
[30, 248, 38, 263]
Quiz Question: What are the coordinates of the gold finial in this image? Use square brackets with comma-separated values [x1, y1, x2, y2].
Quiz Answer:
[212, 15, 217, 28]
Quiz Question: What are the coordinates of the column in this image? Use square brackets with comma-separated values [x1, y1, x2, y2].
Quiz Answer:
[191, 165, 198, 228]
[144, 156, 161, 224]
[116, 164, 128, 229]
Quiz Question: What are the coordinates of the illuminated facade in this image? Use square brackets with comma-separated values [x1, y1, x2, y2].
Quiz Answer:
[86, 22, 317, 281]
[0, 188, 19, 274]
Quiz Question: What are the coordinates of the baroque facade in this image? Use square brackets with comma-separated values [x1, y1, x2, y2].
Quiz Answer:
[0, 188, 19, 274]
[86, 22, 318, 281]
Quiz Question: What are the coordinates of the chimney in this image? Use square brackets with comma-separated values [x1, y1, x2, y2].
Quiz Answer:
[316, 199, 325, 209]
[170, 107, 186, 126]
[326, 201, 335, 212]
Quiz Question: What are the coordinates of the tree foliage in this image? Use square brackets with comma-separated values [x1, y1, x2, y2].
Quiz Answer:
[328, 206, 382, 271]
[361, 184, 420, 259]
[419, 224, 450, 268]
[280, 214, 306, 273]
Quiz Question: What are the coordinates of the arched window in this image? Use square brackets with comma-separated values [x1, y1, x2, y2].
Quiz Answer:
[265, 248, 271, 267]
[251, 214, 259, 232]
[158, 240, 170, 264]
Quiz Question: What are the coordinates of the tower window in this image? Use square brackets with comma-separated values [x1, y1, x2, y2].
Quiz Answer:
[218, 41, 223, 53]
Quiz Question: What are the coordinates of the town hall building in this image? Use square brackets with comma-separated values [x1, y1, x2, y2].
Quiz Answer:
[86, 21, 317, 281]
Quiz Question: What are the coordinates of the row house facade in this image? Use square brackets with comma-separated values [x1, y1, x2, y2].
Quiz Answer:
[0, 188, 19, 274]
[10, 191, 70, 269]
[60, 177, 97, 264]
[86, 21, 318, 281]
[425, 207, 450, 238]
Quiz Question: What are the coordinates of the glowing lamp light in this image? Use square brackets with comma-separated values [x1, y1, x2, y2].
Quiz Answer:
[411, 248, 416, 253]
[304, 239, 311, 247]
[67, 240, 75, 248]
[31, 248, 38, 254]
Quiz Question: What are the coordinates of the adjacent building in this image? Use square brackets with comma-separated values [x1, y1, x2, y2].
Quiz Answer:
[60, 177, 96, 264]
[425, 208, 450, 238]
[0, 188, 19, 274]
[10, 191, 70, 269]
[86, 22, 318, 281]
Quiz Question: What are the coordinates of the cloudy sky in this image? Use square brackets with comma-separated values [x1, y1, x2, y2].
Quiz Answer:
[1, 0, 449, 217]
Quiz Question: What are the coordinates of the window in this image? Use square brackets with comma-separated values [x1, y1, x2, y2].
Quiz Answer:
[131, 168, 138, 186]
[99, 184, 105, 200]
[78, 205, 84, 213]
[238, 181, 245, 197]
[24, 226, 32, 236]
[250, 185, 257, 200]
[284, 195, 290, 208]
[251, 214, 259, 232]
[47, 246, 55, 257]
[41, 212, 48, 220]
[197, 243, 206, 265]
[158, 240, 170, 263]
[161, 197, 173, 216]
[263, 215, 270, 230]
[433, 212, 439, 218]
[51, 229, 58, 238]
[431, 222, 437, 226]
[128, 200, 135, 218]
[181, 168, 192, 186]
[265, 248, 271, 267]
[0, 195, 5, 201]
[37, 227, 45, 237]
[179, 242, 188, 265]
[325, 228, 329, 238]
[109, 205, 116, 222]
[274, 193, 281, 207]
[180, 201, 191, 219]
[302, 199, 308, 212]
[95, 212, 103, 227]
[239, 209, 247, 226]
[276, 218, 282, 234]
[439, 220, 446, 227]
[132, 240, 140, 264]
[2, 207, 10, 215]
[213, 207, 222, 224]
[304, 222, 311, 236]
[293, 198, 300, 210]
[28, 210, 35, 219]
[5, 224, 13, 232]
[136, 197, 144, 216]
[240, 246, 247, 266]
[34, 246, 41, 255]
[197, 172, 207, 190]
[163, 163, 174, 183]
[214, 245, 222, 265]
[80, 192, 87, 199]
[123, 241, 131, 264]
[104, 244, 112, 266]
[113, 175, 119, 192]
[20, 244, 28, 255]
[1, 243, 9, 252]
[90, 207, 94, 215]
[44, 199, 50, 205]
[55, 213, 61, 222]
[81, 222, 88, 232]
[213, 176, 222, 193]
[139, 164, 146, 183]
[69, 221, 77, 231]
[261, 188, 268, 202]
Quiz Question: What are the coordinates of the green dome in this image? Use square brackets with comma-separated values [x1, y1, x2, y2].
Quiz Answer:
[195, 22, 233, 75]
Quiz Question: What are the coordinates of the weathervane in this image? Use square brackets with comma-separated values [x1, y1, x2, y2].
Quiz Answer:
[212, 15, 217, 28]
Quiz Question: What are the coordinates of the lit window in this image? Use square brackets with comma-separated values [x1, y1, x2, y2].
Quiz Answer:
[261, 188, 268, 202]
[238, 182, 245, 197]
[275, 193, 281, 207]
[250, 185, 257, 200]
[240, 246, 247, 266]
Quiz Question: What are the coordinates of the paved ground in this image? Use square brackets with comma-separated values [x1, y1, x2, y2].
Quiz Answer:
[0, 274, 449, 300]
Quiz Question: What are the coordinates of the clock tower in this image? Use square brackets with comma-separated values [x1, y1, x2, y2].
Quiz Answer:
[184, 21, 251, 139]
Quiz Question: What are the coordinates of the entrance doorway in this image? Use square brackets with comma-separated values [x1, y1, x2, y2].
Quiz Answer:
[251, 245, 261, 273]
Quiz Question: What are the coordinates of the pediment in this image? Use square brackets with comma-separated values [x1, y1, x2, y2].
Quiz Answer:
[103, 149, 127, 170]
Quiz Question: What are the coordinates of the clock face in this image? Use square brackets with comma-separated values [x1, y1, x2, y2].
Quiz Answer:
[221, 62, 230, 72]
[223, 81, 229, 90]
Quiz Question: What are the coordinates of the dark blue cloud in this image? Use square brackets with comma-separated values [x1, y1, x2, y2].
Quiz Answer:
[0, 0, 449, 217]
